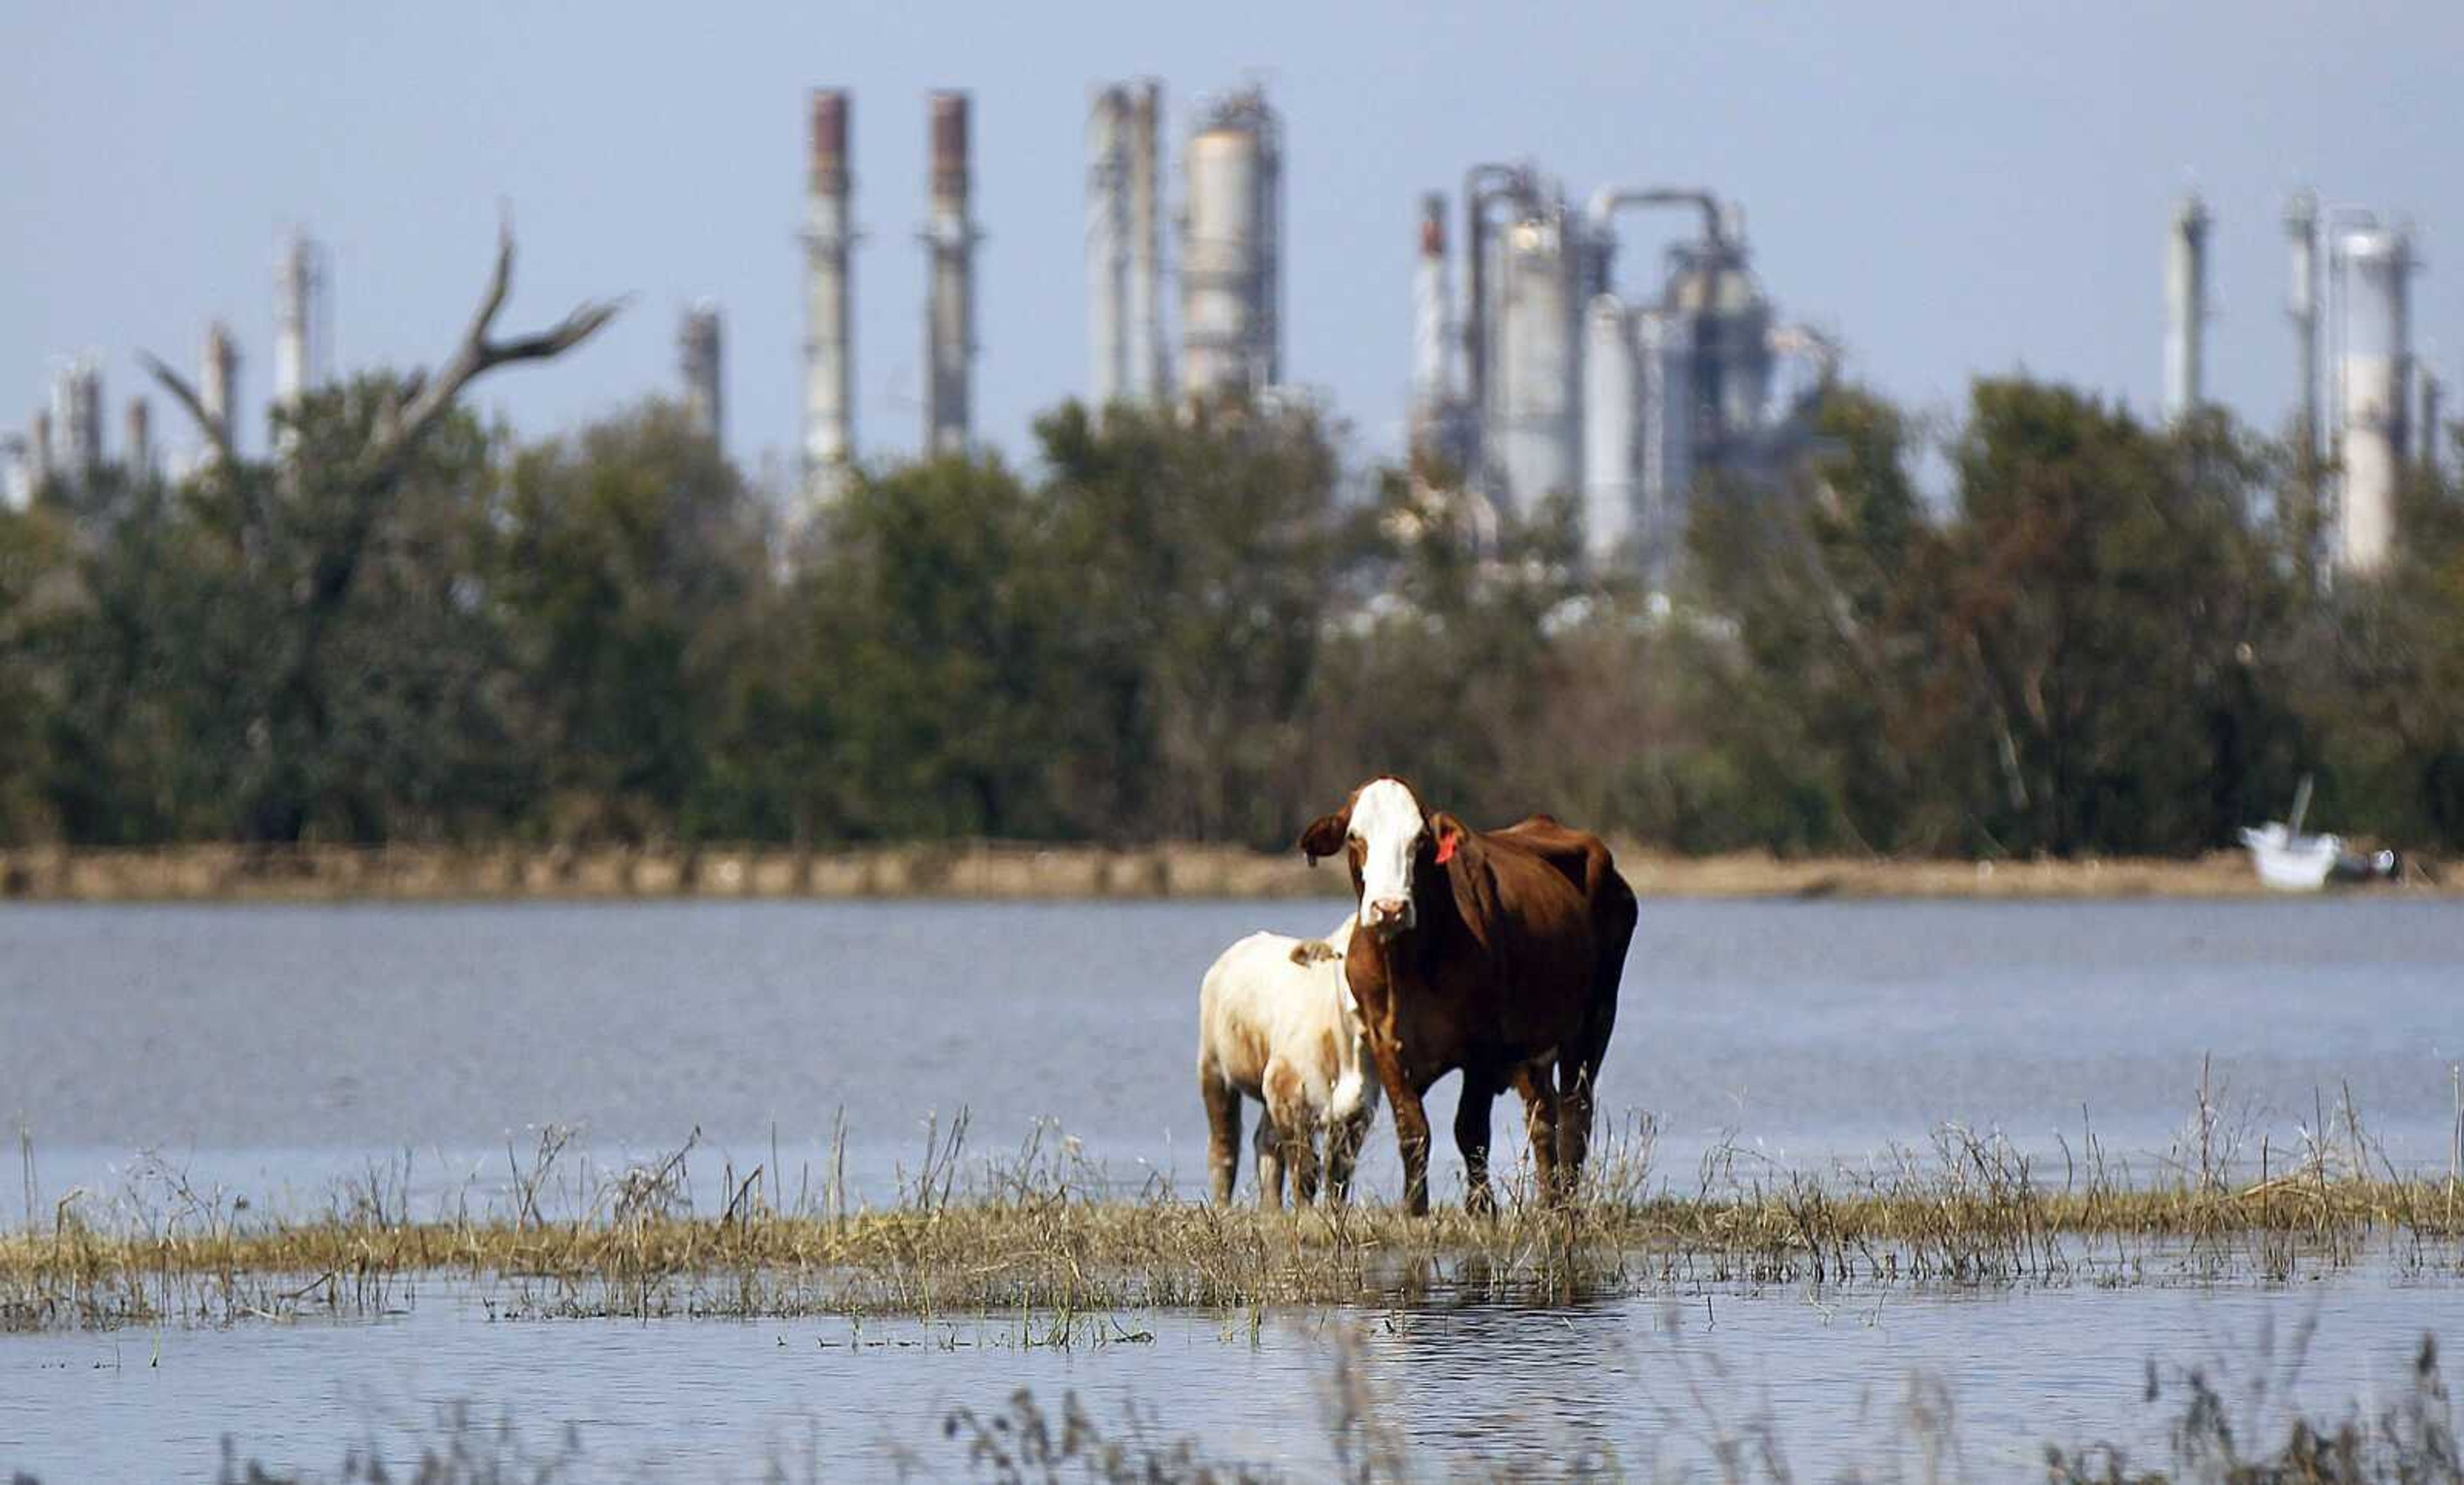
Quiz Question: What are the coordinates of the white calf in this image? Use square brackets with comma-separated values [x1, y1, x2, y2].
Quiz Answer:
[1196, 915, 1380, 1206]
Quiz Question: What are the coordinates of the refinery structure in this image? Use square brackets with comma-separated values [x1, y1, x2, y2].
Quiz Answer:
[6, 78, 2452, 588]
[2169, 189, 2442, 577]
[1409, 167, 1835, 580]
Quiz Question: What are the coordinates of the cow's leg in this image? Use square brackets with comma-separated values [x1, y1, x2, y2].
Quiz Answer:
[1564, 878, 1634, 1196]
[1557, 1056, 1599, 1199]
[1512, 1060, 1564, 1205]
[1376, 1057, 1435, 1216]
[1264, 1059, 1321, 1205]
[1454, 1072, 1499, 1217]
[1201, 1069, 1243, 1206]
[1252, 1108, 1286, 1209]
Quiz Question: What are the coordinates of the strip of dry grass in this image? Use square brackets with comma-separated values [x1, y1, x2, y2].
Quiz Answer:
[8, 1119, 2462, 1332]
[4, 840, 2449, 901]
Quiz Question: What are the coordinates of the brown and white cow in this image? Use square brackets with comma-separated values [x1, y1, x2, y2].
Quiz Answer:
[1298, 777, 1637, 1215]
[1196, 915, 1380, 1208]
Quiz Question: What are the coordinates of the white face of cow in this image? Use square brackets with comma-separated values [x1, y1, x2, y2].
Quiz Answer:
[1349, 778, 1427, 938]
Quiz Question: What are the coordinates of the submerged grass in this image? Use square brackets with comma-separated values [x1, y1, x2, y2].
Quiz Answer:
[17, 1328, 2463, 1482]
[8, 1098, 2464, 1332]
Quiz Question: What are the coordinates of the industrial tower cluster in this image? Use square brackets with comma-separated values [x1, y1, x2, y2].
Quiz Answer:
[791, 80, 1288, 506]
[11, 83, 2451, 591]
[2164, 190, 2441, 578]
[3, 232, 330, 506]
[794, 89, 982, 504]
[1407, 168, 1835, 581]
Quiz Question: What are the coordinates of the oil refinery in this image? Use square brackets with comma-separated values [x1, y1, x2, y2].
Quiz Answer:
[1408, 166, 1834, 582]
[5, 77, 2452, 588]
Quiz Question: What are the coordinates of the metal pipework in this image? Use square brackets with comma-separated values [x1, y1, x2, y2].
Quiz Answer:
[803, 89, 856, 504]
[678, 303, 724, 445]
[1582, 186, 1724, 285]
[1460, 162, 1537, 434]
[922, 90, 977, 454]
[2163, 193, 2210, 423]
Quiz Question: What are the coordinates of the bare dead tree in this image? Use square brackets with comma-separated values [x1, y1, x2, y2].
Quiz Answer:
[135, 218, 622, 841]
[144, 216, 620, 488]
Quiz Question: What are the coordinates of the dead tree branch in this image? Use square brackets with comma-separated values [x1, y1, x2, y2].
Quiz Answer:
[364, 217, 624, 482]
[136, 351, 235, 470]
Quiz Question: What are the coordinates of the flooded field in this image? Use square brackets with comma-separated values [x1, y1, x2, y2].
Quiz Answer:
[4, 897, 2463, 1476]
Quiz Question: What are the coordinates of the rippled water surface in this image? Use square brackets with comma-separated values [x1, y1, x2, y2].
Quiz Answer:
[4, 897, 2462, 1475]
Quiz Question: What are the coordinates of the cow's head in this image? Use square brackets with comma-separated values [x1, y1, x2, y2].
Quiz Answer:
[1298, 777, 1466, 941]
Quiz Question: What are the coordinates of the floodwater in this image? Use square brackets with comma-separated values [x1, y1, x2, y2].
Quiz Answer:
[4, 897, 2463, 1475]
[4, 1278, 2457, 1479]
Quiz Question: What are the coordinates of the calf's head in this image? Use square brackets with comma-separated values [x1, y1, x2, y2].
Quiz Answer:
[1298, 777, 1465, 941]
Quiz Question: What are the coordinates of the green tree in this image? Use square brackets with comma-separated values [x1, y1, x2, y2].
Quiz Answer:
[501, 402, 769, 843]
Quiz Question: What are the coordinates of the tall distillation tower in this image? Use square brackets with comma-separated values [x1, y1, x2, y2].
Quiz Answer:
[2331, 218, 2416, 576]
[1087, 81, 1167, 408]
[1178, 87, 1281, 403]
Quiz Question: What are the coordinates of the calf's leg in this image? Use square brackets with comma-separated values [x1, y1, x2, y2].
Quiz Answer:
[1264, 1059, 1321, 1205]
[1201, 1070, 1243, 1206]
[1252, 1110, 1287, 1209]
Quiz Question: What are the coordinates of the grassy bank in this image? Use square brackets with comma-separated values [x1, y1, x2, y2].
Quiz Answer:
[10, 1122, 2463, 1332]
[1, 840, 2445, 902]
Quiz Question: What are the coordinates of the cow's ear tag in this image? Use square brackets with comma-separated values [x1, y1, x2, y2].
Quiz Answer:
[1434, 830, 1458, 866]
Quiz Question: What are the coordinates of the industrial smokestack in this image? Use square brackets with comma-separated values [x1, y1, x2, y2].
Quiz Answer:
[679, 303, 724, 445]
[803, 89, 856, 506]
[922, 90, 977, 454]
[1179, 87, 1282, 402]
[1127, 80, 1165, 402]
[274, 230, 325, 413]
[2333, 219, 2416, 576]
[55, 356, 104, 478]
[1086, 86, 1129, 408]
[30, 410, 53, 483]
[2162, 193, 2209, 424]
[2286, 192, 2321, 463]
[1410, 193, 1450, 442]
[201, 321, 239, 461]
[125, 396, 152, 479]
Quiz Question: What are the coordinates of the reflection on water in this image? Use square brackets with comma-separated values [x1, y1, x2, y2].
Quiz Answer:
[0, 1277, 2447, 1479]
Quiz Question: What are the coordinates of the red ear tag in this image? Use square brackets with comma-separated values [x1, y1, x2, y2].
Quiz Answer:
[1435, 832, 1457, 866]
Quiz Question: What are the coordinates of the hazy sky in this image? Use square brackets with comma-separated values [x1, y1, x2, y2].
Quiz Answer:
[4, 1, 2456, 483]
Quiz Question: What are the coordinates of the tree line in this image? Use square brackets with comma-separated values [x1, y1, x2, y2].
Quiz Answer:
[2, 372, 2460, 858]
